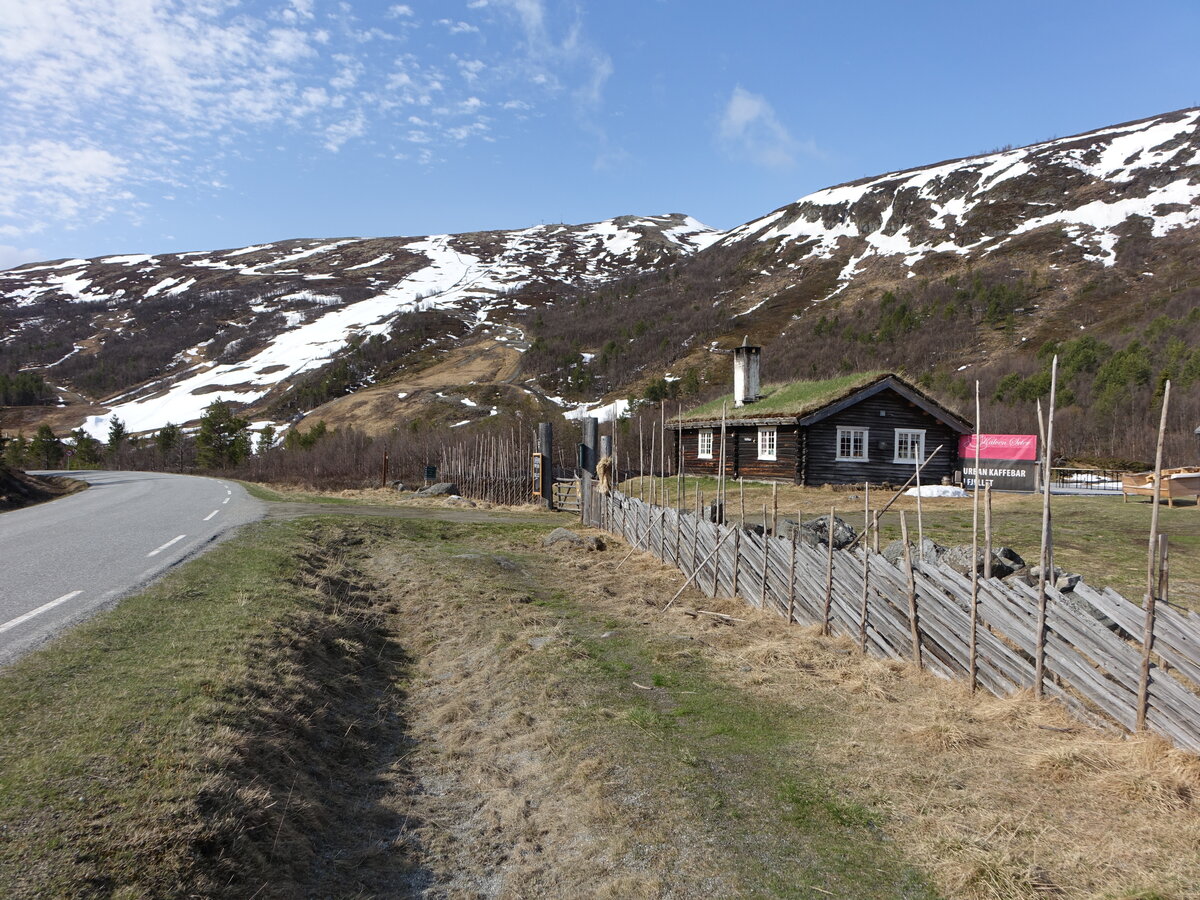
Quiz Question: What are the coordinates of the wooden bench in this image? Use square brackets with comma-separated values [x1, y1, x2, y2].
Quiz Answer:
[1122, 467, 1200, 507]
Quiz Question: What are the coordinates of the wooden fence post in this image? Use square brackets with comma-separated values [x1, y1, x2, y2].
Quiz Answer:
[732, 528, 742, 599]
[787, 516, 798, 625]
[1137, 535, 1166, 731]
[1137, 381, 1171, 730]
[822, 506, 835, 635]
[969, 380, 981, 694]
[759, 504, 770, 610]
[900, 511, 923, 669]
[859, 542, 871, 654]
[1034, 356, 1058, 699]
[711, 520, 721, 598]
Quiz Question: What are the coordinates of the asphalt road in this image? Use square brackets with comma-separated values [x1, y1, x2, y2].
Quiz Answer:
[0, 470, 263, 666]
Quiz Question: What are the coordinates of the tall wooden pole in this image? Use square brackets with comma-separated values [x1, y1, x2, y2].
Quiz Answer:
[759, 503, 770, 610]
[787, 516, 798, 625]
[718, 402, 727, 518]
[914, 456, 925, 562]
[822, 506, 835, 635]
[1136, 381, 1171, 731]
[969, 380, 981, 694]
[1034, 356, 1058, 699]
[900, 511, 923, 669]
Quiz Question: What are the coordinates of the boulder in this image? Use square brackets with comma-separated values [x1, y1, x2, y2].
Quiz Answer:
[542, 527, 606, 551]
[1027, 565, 1082, 593]
[390, 481, 408, 491]
[882, 537, 944, 566]
[940, 544, 1018, 578]
[417, 482, 459, 496]
[995, 547, 1026, 572]
[795, 514, 859, 550]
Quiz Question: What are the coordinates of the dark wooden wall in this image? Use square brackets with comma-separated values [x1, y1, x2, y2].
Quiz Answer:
[803, 388, 961, 486]
[678, 425, 801, 483]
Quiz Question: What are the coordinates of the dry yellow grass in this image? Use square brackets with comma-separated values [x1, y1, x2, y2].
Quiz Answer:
[553, 531, 1200, 899]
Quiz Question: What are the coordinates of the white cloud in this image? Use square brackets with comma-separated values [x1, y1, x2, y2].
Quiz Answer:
[436, 19, 481, 34]
[718, 86, 806, 168]
[0, 0, 623, 252]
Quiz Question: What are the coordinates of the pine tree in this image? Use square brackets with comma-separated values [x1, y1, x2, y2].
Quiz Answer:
[3, 432, 28, 468]
[195, 400, 251, 469]
[70, 429, 103, 466]
[107, 417, 127, 466]
[29, 424, 64, 469]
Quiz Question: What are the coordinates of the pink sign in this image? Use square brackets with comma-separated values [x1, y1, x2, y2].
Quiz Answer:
[958, 434, 1038, 461]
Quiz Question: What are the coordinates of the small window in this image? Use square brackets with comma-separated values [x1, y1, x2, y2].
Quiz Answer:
[697, 429, 714, 459]
[757, 426, 777, 461]
[894, 429, 925, 464]
[836, 426, 868, 461]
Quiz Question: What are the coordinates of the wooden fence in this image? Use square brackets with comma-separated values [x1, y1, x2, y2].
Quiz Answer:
[587, 486, 1200, 754]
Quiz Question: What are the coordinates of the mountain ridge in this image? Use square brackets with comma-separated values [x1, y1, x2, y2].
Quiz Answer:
[2, 107, 1199, 461]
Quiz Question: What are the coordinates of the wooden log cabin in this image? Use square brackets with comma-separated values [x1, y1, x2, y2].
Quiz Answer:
[670, 348, 972, 486]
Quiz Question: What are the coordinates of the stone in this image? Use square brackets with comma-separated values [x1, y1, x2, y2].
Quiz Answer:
[797, 514, 859, 550]
[940, 544, 1017, 578]
[882, 537, 944, 566]
[542, 527, 606, 551]
[995, 547, 1026, 571]
[390, 480, 408, 491]
[1055, 572, 1082, 593]
[416, 481, 459, 496]
[443, 497, 477, 508]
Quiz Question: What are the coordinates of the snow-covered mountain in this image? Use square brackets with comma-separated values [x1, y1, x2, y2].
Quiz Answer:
[0, 214, 716, 436]
[3, 106, 1199, 458]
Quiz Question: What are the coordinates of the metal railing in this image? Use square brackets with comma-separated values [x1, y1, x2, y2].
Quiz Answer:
[1049, 467, 1125, 494]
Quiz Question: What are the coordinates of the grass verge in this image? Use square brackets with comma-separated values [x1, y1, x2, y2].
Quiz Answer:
[3, 511, 1198, 898]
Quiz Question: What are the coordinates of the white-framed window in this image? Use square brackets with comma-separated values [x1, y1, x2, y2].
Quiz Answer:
[836, 426, 868, 461]
[697, 429, 714, 460]
[894, 429, 925, 464]
[757, 426, 777, 461]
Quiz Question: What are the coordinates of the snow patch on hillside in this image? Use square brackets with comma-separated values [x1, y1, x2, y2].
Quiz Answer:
[720, 108, 1200, 276]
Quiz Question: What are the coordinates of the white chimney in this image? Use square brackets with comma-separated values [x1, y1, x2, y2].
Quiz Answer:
[733, 337, 761, 407]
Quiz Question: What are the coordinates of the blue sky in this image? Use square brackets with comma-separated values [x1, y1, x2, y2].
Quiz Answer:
[2, 0, 1198, 269]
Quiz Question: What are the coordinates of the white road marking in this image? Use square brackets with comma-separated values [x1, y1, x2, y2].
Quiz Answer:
[147, 534, 187, 557]
[0, 591, 83, 634]
[222, 497, 230, 505]
[204, 510, 219, 521]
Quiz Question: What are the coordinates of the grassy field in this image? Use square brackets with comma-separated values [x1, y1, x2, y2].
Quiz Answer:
[624, 475, 1200, 610]
[2, 509, 1199, 897]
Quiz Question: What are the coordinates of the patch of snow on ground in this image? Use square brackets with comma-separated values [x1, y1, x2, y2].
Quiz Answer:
[346, 254, 393, 270]
[165, 277, 196, 296]
[906, 485, 969, 498]
[565, 397, 630, 423]
[100, 254, 155, 266]
[145, 276, 179, 298]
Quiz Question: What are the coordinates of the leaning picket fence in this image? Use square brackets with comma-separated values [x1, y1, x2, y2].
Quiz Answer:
[588, 486, 1200, 754]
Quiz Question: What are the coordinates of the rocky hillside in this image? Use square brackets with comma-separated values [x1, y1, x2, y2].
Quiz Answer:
[0, 215, 716, 436]
[3, 107, 1200, 462]
[525, 107, 1200, 462]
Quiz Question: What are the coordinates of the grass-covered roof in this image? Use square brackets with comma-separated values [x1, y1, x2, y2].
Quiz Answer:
[675, 372, 888, 424]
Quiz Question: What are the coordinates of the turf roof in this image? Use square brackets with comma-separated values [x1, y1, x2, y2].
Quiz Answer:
[675, 371, 888, 423]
